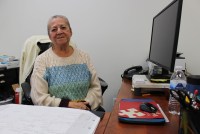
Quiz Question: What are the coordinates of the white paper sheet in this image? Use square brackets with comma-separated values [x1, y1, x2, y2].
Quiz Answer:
[0, 104, 100, 134]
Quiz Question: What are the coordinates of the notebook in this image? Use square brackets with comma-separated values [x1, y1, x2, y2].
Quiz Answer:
[118, 98, 166, 124]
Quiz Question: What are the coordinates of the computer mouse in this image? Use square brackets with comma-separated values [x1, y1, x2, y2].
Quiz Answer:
[140, 102, 158, 113]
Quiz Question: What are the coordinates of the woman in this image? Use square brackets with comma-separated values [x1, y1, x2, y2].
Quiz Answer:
[30, 15, 102, 110]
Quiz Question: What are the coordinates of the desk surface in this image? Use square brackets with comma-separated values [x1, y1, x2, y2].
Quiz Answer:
[95, 112, 111, 134]
[104, 79, 179, 134]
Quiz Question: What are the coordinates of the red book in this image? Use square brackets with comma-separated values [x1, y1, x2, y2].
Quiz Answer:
[118, 98, 165, 124]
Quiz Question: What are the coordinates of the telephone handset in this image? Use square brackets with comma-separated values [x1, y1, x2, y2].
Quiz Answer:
[121, 66, 147, 80]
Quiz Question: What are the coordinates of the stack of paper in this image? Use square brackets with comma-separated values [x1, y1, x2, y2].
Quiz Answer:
[0, 104, 100, 134]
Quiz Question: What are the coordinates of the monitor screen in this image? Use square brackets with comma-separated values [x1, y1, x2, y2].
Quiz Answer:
[148, 0, 183, 73]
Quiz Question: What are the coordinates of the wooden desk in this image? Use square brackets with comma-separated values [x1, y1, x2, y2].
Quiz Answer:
[95, 112, 111, 134]
[104, 79, 179, 134]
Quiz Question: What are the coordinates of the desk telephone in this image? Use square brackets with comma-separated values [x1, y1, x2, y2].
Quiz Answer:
[121, 66, 148, 80]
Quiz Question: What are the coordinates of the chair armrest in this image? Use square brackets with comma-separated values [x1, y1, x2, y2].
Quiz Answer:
[21, 82, 32, 102]
[98, 77, 108, 95]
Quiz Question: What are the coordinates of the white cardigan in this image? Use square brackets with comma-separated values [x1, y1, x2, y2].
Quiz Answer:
[19, 35, 51, 85]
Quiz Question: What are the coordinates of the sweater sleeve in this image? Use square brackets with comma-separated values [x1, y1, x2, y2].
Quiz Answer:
[30, 55, 62, 107]
[84, 54, 103, 110]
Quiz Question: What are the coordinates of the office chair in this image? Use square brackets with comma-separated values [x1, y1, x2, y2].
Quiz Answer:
[20, 35, 108, 112]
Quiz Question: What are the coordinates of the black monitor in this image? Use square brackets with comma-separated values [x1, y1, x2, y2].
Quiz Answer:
[148, 0, 183, 76]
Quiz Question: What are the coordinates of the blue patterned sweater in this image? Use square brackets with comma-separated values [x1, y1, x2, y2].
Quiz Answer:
[44, 64, 91, 101]
[30, 45, 102, 110]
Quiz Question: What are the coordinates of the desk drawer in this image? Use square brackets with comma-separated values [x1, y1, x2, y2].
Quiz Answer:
[0, 67, 19, 85]
[0, 68, 6, 87]
[0, 67, 17, 102]
[0, 81, 14, 101]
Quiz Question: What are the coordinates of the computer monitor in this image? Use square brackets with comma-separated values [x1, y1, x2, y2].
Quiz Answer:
[148, 0, 183, 76]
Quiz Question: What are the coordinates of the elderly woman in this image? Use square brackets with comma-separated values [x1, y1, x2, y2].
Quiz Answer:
[30, 15, 102, 111]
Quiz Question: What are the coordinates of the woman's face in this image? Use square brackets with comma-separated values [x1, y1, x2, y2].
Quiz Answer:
[48, 17, 72, 46]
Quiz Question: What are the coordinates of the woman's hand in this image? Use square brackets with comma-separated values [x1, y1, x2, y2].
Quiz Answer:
[68, 101, 90, 110]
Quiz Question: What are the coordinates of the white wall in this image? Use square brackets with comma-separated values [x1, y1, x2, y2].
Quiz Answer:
[0, 0, 200, 111]
[178, 0, 200, 74]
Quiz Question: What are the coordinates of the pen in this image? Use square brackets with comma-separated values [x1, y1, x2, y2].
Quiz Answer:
[157, 104, 169, 122]
[142, 93, 151, 97]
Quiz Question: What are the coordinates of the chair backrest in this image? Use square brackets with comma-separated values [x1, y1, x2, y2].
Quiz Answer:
[19, 35, 51, 85]
[20, 35, 51, 105]
[25, 42, 52, 84]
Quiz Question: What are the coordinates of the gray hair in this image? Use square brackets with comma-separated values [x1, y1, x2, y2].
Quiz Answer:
[47, 15, 71, 35]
